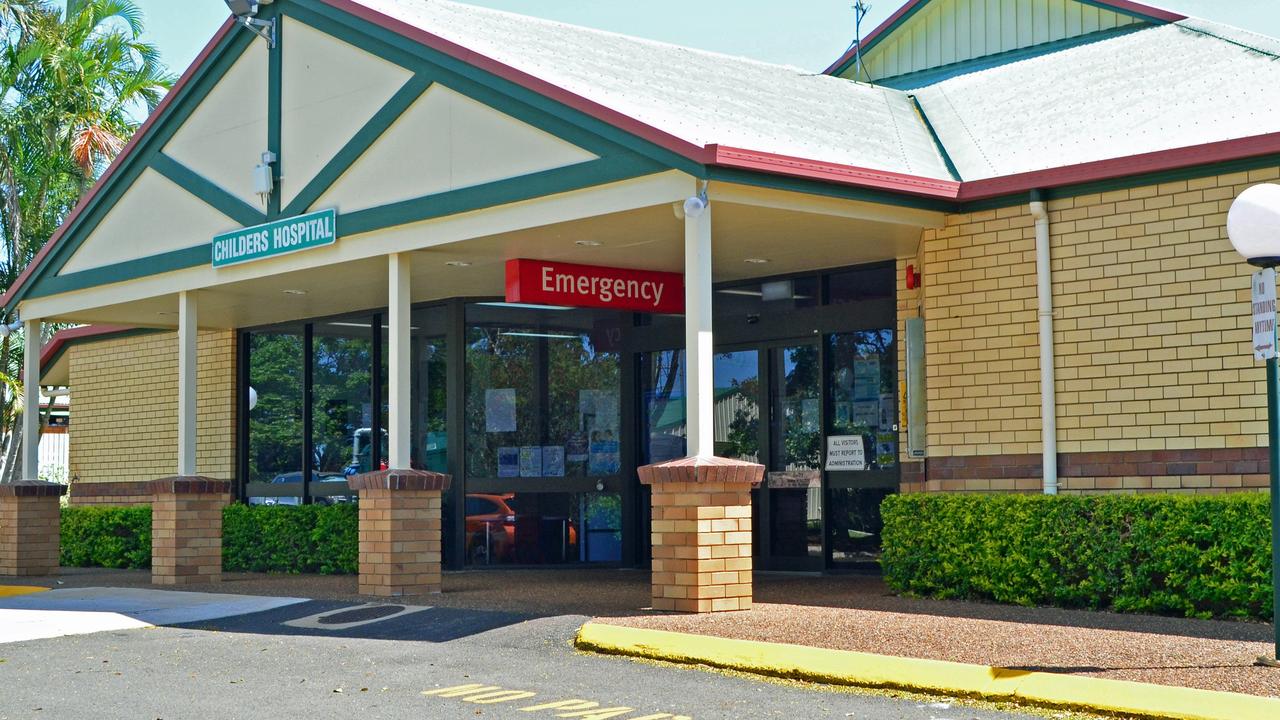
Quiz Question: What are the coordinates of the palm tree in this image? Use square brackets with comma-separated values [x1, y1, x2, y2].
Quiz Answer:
[0, 0, 174, 482]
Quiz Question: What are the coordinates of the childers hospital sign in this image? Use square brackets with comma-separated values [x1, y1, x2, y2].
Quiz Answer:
[211, 209, 337, 268]
[505, 258, 684, 314]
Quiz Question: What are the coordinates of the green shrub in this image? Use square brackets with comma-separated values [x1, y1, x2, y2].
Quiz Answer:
[61, 506, 152, 569]
[60, 503, 359, 575]
[881, 494, 1273, 621]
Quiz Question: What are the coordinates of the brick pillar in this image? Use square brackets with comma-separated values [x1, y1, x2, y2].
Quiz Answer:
[639, 456, 764, 613]
[0, 482, 67, 576]
[348, 469, 450, 597]
[148, 477, 230, 586]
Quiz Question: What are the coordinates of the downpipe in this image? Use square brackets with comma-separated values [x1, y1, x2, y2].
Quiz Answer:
[1030, 191, 1058, 495]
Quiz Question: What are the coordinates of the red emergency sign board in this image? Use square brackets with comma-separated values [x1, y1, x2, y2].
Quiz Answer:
[505, 259, 683, 314]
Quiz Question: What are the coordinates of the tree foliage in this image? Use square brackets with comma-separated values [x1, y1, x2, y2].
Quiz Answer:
[0, 0, 173, 481]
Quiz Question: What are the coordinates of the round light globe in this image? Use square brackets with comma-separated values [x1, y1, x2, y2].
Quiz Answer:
[683, 195, 707, 219]
[248, 386, 258, 411]
[1228, 183, 1280, 266]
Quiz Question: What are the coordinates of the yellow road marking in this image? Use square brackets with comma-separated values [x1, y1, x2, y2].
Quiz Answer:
[0, 586, 49, 598]
[422, 681, 691, 719]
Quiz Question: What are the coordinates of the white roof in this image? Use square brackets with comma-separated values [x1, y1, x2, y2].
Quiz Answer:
[912, 19, 1280, 181]
[355, 0, 956, 180]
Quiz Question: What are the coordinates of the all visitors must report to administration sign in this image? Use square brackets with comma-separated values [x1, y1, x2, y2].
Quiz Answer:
[211, 209, 337, 268]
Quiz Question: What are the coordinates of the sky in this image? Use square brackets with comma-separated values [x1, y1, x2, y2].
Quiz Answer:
[133, 0, 1280, 80]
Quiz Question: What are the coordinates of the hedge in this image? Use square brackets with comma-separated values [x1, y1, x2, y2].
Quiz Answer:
[881, 493, 1273, 621]
[60, 503, 358, 575]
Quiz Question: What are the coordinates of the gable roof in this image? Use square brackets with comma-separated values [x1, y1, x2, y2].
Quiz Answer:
[824, 0, 1188, 77]
[6, 0, 1280, 313]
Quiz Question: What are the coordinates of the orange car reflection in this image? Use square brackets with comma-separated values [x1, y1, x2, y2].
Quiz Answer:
[464, 493, 578, 564]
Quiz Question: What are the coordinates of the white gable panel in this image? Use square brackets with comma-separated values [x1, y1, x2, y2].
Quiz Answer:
[163, 41, 268, 207]
[317, 84, 598, 215]
[60, 170, 237, 274]
[280, 18, 413, 208]
[856, 0, 1144, 83]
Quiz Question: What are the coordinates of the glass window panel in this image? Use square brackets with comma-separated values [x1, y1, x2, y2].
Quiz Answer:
[827, 265, 895, 305]
[769, 344, 822, 560]
[312, 320, 374, 491]
[411, 306, 448, 473]
[828, 330, 897, 471]
[828, 487, 894, 565]
[641, 350, 687, 464]
[247, 328, 305, 505]
[713, 351, 760, 461]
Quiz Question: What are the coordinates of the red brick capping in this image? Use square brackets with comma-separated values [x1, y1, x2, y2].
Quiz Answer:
[0, 481, 67, 497]
[925, 448, 1270, 482]
[146, 477, 231, 495]
[347, 469, 451, 492]
[637, 455, 766, 486]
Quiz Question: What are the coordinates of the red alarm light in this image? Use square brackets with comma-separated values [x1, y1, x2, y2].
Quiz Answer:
[905, 264, 920, 290]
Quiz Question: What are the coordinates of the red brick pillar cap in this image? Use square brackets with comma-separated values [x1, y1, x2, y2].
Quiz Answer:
[638, 455, 765, 486]
[0, 481, 68, 497]
[146, 476, 232, 495]
[347, 469, 451, 492]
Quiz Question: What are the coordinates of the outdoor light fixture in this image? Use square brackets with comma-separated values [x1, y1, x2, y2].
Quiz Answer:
[682, 193, 708, 219]
[253, 151, 277, 206]
[247, 386, 258, 412]
[224, 0, 277, 48]
[1226, 183, 1280, 668]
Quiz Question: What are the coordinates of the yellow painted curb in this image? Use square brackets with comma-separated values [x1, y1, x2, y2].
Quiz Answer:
[0, 585, 49, 598]
[575, 622, 1280, 720]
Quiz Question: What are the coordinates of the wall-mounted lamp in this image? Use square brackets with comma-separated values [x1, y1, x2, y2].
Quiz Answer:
[224, 0, 277, 48]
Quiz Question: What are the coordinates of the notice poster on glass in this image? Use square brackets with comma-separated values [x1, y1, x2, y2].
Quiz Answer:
[542, 446, 565, 477]
[879, 394, 896, 429]
[497, 447, 520, 478]
[852, 401, 879, 427]
[853, 358, 881, 401]
[565, 432, 589, 463]
[485, 388, 517, 433]
[580, 390, 620, 435]
[826, 435, 866, 471]
[519, 446, 543, 477]
[589, 439, 621, 475]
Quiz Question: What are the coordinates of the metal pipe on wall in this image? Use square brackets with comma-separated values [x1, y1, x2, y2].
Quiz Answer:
[1030, 191, 1058, 495]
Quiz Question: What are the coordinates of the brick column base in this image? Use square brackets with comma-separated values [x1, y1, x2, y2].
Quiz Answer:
[0, 482, 67, 576]
[639, 456, 764, 613]
[148, 477, 230, 586]
[348, 469, 451, 597]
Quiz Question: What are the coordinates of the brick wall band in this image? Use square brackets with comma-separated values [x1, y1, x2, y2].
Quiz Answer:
[69, 330, 236, 501]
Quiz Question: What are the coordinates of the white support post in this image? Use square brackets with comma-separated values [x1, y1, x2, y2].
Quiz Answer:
[177, 291, 198, 477]
[685, 196, 714, 458]
[388, 253, 411, 470]
[21, 319, 41, 481]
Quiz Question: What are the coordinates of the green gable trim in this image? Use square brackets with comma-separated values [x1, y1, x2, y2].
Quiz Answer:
[31, 245, 212, 299]
[830, 0, 1172, 78]
[878, 25, 1148, 89]
[267, 4, 284, 220]
[5, 27, 257, 310]
[338, 153, 659, 237]
[151, 153, 266, 228]
[281, 72, 433, 218]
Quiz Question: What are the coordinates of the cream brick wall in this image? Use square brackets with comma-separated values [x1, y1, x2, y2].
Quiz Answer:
[920, 206, 1042, 458]
[914, 165, 1277, 481]
[69, 330, 237, 484]
[1050, 170, 1268, 453]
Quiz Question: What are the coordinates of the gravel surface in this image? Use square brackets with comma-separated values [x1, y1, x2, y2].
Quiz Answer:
[14, 567, 1279, 698]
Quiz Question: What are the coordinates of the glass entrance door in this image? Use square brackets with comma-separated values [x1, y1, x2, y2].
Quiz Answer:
[764, 343, 823, 570]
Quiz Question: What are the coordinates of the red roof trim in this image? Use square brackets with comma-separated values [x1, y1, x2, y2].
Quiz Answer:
[823, 0, 1187, 76]
[958, 132, 1280, 201]
[708, 145, 961, 199]
[38, 325, 135, 377]
[0, 17, 238, 311]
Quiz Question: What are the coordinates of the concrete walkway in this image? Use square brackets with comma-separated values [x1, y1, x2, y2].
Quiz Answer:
[0, 587, 306, 644]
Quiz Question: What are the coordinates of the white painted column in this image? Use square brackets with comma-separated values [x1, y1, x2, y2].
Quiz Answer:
[685, 197, 714, 458]
[388, 253, 411, 470]
[177, 291, 198, 477]
[21, 319, 41, 481]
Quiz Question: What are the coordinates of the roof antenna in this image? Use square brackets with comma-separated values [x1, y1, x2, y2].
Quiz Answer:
[853, 1, 872, 84]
